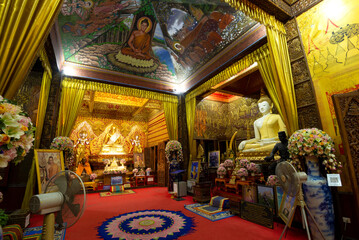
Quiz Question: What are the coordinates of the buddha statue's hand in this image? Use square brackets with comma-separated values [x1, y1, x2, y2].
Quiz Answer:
[238, 140, 248, 151]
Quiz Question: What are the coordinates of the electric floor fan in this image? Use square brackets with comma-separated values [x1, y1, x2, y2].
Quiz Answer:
[275, 161, 325, 240]
[29, 170, 86, 240]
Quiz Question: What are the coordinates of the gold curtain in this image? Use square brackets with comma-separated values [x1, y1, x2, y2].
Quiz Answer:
[185, 97, 196, 175]
[21, 48, 52, 209]
[57, 80, 86, 137]
[163, 102, 178, 140]
[222, 0, 298, 134]
[266, 28, 298, 134]
[0, 0, 63, 99]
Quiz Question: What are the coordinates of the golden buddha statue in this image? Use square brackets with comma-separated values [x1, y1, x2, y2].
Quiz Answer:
[238, 91, 286, 152]
[101, 125, 125, 154]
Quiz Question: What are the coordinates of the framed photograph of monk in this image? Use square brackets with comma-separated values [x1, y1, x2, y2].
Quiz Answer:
[208, 151, 220, 168]
[134, 152, 145, 168]
[34, 149, 64, 193]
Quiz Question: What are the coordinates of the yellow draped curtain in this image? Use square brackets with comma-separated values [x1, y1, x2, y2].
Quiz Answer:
[59, 77, 179, 137]
[185, 97, 196, 176]
[163, 102, 178, 140]
[57, 80, 86, 137]
[222, 0, 298, 134]
[22, 48, 52, 209]
[0, 0, 63, 99]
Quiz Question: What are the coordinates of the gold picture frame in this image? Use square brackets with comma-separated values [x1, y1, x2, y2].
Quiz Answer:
[34, 149, 65, 193]
[278, 193, 297, 227]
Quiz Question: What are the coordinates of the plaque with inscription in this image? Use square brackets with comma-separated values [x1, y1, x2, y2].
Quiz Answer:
[240, 201, 273, 229]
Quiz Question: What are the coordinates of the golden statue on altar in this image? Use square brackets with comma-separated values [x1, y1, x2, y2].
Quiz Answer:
[100, 125, 126, 154]
[74, 130, 90, 165]
[238, 90, 286, 153]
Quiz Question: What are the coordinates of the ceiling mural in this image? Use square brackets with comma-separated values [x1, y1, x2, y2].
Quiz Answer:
[57, 0, 257, 87]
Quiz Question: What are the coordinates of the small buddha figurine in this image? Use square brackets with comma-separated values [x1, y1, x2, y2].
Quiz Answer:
[238, 90, 286, 152]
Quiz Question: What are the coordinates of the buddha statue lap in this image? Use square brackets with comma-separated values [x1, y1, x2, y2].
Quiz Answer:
[101, 126, 125, 154]
[238, 91, 287, 154]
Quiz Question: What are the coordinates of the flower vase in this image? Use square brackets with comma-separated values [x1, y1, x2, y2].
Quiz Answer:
[251, 172, 255, 177]
[219, 175, 224, 179]
[303, 156, 335, 240]
[241, 177, 246, 181]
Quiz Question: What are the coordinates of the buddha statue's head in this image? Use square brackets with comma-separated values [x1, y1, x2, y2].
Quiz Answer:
[258, 90, 272, 115]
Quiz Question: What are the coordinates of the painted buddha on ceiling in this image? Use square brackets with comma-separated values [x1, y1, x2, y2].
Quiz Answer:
[100, 125, 125, 154]
[238, 90, 287, 152]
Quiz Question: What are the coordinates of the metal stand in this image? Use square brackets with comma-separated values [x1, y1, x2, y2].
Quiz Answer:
[170, 170, 185, 201]
[279, 186, 326, 240]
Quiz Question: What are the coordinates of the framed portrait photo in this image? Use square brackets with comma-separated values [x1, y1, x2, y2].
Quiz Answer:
[257, 185, 275, 214]
[134, 152, 145, 168]
[34, 149, 64, 193]
[190, 161, 199, 181]
[279, 193, 297, 226]
[208, 151, 220, 168]
[243, 185, 257, 203]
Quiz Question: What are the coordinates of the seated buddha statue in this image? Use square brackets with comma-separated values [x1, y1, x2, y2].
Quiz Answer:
[238, 91, 286, 152]
[101, 126, 125, 154]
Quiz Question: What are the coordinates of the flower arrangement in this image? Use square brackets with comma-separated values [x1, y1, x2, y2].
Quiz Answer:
[247, 162, 260, 174]
[239, 159, 249, 168]
[224, 159, 234, 168]
[0, 96, 35, 167]
[288, 128, 342, 173]
[217, 166, 226, 177]
[90, 173, 97, 180]
[266, 175, 279, 186]
[50, 136, 74, 167]
[165, 140, 183, 162]
[146, 168, 152, 172]
[133, 168, 139, 175]
[120, 159, 126, 165]
[236, 168, 248, 178]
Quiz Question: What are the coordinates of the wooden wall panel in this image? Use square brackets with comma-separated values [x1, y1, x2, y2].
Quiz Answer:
[147, 111, 169, 147]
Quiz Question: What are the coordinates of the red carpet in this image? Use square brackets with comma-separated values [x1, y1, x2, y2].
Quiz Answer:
[29, 187, 307, 240]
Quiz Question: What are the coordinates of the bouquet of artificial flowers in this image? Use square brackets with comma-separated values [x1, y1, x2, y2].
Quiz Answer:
[239, 159, 249, 168]
[237, 168, 248, 177]
[266, 175, 279, 186]
[247, 162, 260, 174]
[288, 128, 342, 173]
[217, 166, 226, 177]
[0, 96, 35, 167]
[224, 159, 234, 168]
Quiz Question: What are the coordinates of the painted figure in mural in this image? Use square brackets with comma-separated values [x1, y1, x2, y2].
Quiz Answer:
[74, 130, 90, 165]
[61, 0, 93, 19]
[238, 90, 286, 152]
[131, 135, 142, 153]
[121, 18, 152, 60]
[62, 0, 134, 36]
[264, 131, 289, 175]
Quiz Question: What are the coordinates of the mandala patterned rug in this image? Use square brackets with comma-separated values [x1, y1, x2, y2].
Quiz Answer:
[184, 203, 234, 222]
[98, 209, 195, 240]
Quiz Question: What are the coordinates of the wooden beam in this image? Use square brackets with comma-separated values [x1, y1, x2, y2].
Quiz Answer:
[132, 99, 150, 117]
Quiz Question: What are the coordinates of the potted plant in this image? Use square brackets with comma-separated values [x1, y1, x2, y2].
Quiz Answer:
[266, 175, 279, 186]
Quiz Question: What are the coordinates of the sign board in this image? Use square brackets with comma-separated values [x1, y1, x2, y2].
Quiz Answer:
[241, 201, 273, 229]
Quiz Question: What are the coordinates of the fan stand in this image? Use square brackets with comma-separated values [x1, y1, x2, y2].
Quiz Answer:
[42, 213, 55, 240]
[279, 185, 326, 240]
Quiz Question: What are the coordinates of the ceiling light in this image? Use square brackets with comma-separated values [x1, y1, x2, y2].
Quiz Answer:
[173, 84, 186, 94]
[62, 66, 76, 76]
